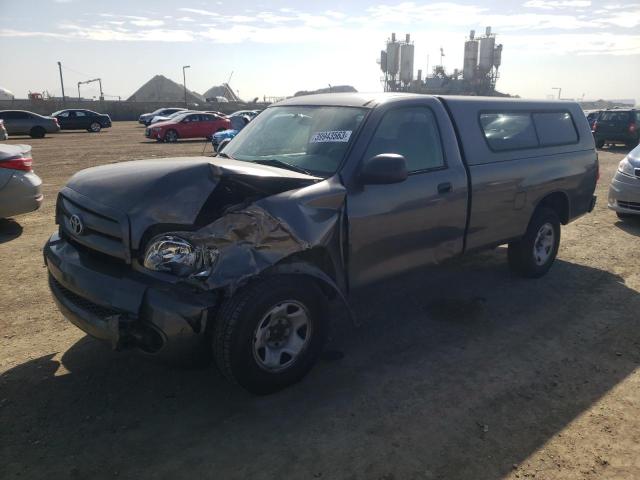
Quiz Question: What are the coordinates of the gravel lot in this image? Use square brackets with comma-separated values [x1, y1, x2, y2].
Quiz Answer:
[1, 122, 639, 480]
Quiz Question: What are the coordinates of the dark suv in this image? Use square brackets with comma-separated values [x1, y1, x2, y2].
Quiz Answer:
[593, 109, 639, 148]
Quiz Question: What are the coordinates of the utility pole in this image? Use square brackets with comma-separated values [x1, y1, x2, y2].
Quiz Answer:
[182, 65, 190, 107]
[57, 61, 66, 103]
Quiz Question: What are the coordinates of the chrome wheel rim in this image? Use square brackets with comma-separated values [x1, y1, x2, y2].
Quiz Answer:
[533, 223, 555, 266]
[253, 300, 311, 372]
[90, 122, 100, 132]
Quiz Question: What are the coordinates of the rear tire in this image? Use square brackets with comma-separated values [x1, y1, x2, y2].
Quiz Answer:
[595, 139, 605, 149]
[30, 126, 46, 138]
[213, 275, 328, 395]
[88, 122, 101, 133]
[508, 207, 561, 278]
[164, 129, 178, 143]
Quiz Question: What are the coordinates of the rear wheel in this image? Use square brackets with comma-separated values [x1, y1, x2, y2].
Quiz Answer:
[508, 207, 561, 278]
[164, 129, 178, 143]
[595, 139, 605, 149]
[30, 126, 46, 138]
[88, 122, 102, 133]
[214, 275, 328, 394]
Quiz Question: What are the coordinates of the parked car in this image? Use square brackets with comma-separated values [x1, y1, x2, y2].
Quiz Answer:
[608, 143, 640, 220]
[145, 112, 231, 142]
[0, 110, 60, 138]
[211, 115, 252, 151]
[45, 93, 597, 394]
[138, 108, 186, 126]
[592, 108, 639, 148]
[228, 110, 260, 120]
[149, 109, 192, 126]
[0, 144, 43, 218]
[52, 109, 112, 132]
[0, 120, 7, 141]
[585, 110, 600, 129]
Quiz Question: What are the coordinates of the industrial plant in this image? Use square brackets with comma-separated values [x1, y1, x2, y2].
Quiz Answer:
[379, 27, 505, 96]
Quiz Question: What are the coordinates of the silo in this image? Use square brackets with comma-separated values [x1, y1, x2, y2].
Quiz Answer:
[399, 42, 415, 83]
[386, 37, 400, 76]
[493, 44, 503, 68]
[380, 50, 388, 72]
[478, 35, 495, 72]
[463, 34, 479, 80]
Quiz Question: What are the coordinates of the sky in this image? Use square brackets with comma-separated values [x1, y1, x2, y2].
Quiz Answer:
[1, 0, 639, 102]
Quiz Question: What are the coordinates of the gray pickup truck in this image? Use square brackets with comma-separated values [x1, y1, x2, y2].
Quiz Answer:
[44, 93, 598, 393]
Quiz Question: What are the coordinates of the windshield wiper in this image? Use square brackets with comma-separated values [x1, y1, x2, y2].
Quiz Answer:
[253, 159, 313, 176]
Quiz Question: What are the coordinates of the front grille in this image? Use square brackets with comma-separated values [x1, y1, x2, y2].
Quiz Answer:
[618, 201, 640, 211]
[49, 275, 121, 320]
[57, 193, 129, 262]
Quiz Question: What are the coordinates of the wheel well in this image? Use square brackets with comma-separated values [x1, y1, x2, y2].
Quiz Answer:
[537, 192, 570, 224]
[278, 248, 337, 283]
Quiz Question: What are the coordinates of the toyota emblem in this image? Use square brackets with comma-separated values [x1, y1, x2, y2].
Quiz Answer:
[69, 214, 84, 235]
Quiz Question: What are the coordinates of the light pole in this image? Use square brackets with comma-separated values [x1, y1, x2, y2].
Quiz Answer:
[57, 61, 66, 104]
[182, 65, 190, 107]
[552, 87, 562, 100]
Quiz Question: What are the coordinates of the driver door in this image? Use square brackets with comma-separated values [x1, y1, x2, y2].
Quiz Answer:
[346, 103, 468, 288]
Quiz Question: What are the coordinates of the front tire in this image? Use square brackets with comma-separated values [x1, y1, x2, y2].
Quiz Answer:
[214, 275, 328, 394]
[88, 122, 102, 133]
[164, 129, 178, 143]
[30, 126, 46, 138]
[508, 207, 561, 278]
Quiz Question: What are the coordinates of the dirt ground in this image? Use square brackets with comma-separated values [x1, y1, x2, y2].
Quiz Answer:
[1, 122, 639, 480]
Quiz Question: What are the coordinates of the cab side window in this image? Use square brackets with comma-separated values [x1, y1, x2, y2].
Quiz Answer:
[365, 107, 445, 172]
[76, 111, 86, 117]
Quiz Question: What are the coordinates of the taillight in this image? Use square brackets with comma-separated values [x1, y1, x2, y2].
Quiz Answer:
[0, 157, 33, 172]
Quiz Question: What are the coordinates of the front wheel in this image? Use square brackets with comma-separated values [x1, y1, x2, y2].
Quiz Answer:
[164, 129, 178, 143]
[88, 122, 102, 133]
[508, 207, 561, 278]
[214, 275, 328, 394]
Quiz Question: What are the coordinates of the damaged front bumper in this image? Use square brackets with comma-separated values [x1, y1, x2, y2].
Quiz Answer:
[44, 232, 219, 358]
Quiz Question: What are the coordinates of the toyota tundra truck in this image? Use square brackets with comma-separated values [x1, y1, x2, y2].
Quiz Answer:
[44, 94, 598, 393]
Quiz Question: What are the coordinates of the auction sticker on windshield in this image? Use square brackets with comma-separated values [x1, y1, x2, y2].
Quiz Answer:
[310, 130, 352, 143]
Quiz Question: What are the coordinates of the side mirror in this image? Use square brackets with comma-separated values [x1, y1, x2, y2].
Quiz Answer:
[359, 154, 408, 185]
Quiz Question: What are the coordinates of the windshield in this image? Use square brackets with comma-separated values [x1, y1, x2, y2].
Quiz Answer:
[222, 106, 367, 177]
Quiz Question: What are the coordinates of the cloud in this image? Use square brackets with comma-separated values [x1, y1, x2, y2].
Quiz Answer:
[178, 8, 219, 17]
[2, 1, 638, 57]
[523, 0, 591, 9]
[130, 19, 165, 27]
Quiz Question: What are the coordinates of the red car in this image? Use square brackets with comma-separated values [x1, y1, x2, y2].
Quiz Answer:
[145, 112, 231, 142]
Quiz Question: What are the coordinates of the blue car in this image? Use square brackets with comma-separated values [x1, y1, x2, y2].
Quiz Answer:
[211, 129, 238, 152]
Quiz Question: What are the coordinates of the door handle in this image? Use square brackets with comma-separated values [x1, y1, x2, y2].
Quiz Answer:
[438, 182, 453, 194]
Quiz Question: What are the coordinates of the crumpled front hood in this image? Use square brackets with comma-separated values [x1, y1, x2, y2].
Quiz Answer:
[64, 157, 319, 249]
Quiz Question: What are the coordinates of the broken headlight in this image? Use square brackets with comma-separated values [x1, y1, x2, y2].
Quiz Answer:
[143, 235, 219, 277]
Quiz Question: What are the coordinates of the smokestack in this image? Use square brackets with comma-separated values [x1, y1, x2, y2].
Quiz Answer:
[485, 26, 492, 36]
[406, 33, 410, 43]
[470, 29, 475, 40]
[391, 32, 396, 42]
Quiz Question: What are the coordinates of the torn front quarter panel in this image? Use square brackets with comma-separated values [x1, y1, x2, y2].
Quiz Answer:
[176, 176, 348, 296]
